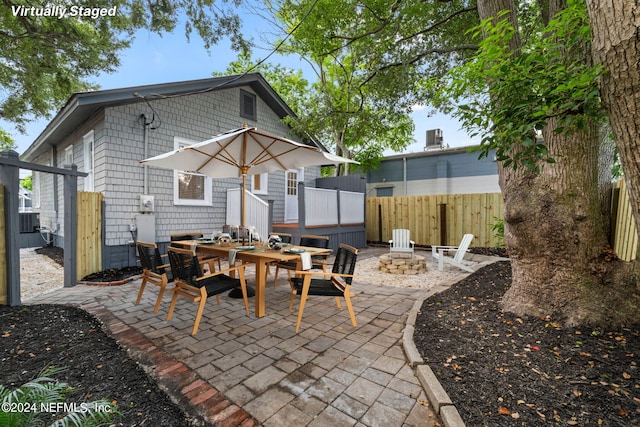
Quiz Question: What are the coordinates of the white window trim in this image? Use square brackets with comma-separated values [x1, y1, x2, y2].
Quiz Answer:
[173, 136, 212, 206]
[251, 173, 268, 195]
[64, 145, 73, 167]
[83, 131, 94, 191]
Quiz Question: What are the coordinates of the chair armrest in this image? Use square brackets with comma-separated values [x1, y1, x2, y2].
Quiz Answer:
[195, 264, 246, 283]
[432, 245, 460, 250]
[295, 271, 355, 280]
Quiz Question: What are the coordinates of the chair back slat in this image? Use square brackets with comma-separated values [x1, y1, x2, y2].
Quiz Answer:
[453, 234, 474, 262]
[137, 241, 166, 275]
[299, 234, 330, 249]
[170, 231, 204, 242]
[168, 247, 203, 287]
[269, 233, 293, 244]
[331, 244, 358, 286]
[392, 229, 410, 250]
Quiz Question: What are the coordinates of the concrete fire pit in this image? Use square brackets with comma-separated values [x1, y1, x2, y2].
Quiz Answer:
[378, 253, 427, 275]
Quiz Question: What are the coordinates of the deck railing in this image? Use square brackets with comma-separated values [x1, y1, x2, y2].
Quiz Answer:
[304, 187, 364, 227]
[226, 188, 269, 240]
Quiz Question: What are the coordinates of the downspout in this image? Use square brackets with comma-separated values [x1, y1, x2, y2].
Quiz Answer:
[141, 114, 149, 194]
[52, 146, 59, 230]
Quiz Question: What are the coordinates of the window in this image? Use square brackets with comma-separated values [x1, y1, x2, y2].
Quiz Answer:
[83, 131, 94, 191]
[64, 145, 73, 167]
[251, 173, 268, 195]
[174, 137, 212, 206]
[240, 90, 257, 121]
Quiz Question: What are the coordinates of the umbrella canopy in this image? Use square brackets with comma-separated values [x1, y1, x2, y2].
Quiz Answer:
[140, 126, 357, 226]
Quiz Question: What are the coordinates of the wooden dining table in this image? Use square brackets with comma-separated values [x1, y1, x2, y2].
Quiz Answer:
[173, 240, 332, 318]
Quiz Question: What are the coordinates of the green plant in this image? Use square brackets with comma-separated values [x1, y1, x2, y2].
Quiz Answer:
[0, 366, 118, 427]
[490, 216, 505, 248]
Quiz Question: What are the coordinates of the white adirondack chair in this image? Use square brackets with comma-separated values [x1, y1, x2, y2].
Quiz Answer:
[389, 229, 415, 258]
[432, 234, 475, 272]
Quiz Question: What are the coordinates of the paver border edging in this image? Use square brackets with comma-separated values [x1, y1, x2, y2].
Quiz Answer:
[77, 301, 261, 427]
[78, 274, 143, 287]
[402, 279, 469, 427]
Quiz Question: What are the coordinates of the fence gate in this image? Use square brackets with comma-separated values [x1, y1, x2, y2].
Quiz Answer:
[1, 150, 87, 306]
[77, 191, 103, 279]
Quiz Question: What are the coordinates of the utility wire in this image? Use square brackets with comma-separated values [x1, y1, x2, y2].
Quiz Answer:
[139, 0, 320, 102]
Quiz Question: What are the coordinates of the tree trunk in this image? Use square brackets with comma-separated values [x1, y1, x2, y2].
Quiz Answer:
[478, 0, 640, 326]
[587, 1, 640, 251]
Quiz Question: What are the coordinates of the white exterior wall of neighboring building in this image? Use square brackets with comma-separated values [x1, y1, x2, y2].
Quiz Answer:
[366, 174, 500, 197]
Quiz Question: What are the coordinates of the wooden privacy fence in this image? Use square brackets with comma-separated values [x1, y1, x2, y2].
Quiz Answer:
[366, 193, 504, 247]
[612, 179, 638, 261]
[77, 191, 103, 279]
[0, 185, 6, 304]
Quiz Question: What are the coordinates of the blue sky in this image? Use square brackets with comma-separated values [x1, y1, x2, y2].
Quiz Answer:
[7, 8, 477, 155]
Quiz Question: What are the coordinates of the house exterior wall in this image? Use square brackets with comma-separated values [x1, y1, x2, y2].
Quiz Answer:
[31, 114, 104, 246]
[366, 148, 499, 197]
[29, 84, 319, 268]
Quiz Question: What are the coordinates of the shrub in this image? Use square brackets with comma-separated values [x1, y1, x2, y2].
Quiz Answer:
[490, 216, 505, 248]
[0, 366, 118, 427]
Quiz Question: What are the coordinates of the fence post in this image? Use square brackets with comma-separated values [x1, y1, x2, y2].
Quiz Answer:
[298, 181, 306, 227]
[335, 188, 341, 225]
[0, 151, 21, 305]
[439, 204, 447, 246]
[63, 165, 78, 287]
[378, 203, 383, 242]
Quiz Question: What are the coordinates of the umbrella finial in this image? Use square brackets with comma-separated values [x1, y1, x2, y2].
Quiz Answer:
[242, 123, 249, 128]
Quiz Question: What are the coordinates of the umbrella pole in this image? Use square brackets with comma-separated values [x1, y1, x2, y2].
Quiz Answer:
[241, 172, 247, 229]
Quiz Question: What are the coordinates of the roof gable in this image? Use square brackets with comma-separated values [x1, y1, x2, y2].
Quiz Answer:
[22, 73, 309, 159]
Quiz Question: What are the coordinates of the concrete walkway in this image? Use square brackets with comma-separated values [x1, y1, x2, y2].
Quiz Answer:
[25, 247, 500, 426]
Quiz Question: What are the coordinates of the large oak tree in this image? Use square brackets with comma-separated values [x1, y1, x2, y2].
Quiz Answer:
[285, 0, 640, 325]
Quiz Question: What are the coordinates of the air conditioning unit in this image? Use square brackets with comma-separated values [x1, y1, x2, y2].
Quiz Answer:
[425, 129, 444, 149]
[139, 195, 155, 212]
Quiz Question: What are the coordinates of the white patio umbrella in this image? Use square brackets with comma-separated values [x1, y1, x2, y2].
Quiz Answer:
[140, 126, 357, 227]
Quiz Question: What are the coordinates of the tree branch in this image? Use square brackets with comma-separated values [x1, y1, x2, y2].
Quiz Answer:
[360, 44, 479, 87]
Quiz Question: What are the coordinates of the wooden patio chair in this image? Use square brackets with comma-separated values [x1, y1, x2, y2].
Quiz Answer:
[166, 246, 249, 335]
[170, 231, 221, 272]
[135, 241, 173, 313]
[432, 234, 475, 272]
[289, 244, 358, 333]
[389, 229, 415, 258]
[272, 234, 330, 287]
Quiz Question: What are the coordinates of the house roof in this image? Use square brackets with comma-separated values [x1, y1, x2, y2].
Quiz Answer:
[381, 145, 480, 161]
[22, 73, 325, 160]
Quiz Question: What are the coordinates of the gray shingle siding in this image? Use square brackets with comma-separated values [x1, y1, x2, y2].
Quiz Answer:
[28, 83, 319, 255]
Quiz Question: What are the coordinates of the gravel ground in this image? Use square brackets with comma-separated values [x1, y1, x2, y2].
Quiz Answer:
[20, 247, 64, 301]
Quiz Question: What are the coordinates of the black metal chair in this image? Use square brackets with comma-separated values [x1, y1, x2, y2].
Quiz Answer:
[135, 241, 173, 313]
[166, 246, 249, 335]
[170, 231, 221, 272]
[289, 244, 358, 333]
[272, 234, 330, 287]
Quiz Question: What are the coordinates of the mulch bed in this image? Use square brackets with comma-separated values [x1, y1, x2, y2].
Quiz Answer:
[414, 261, 640, 426]
[18, 246, 640, 425]
[35, 246, 142, 282]
[0, 304, 211, 426]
